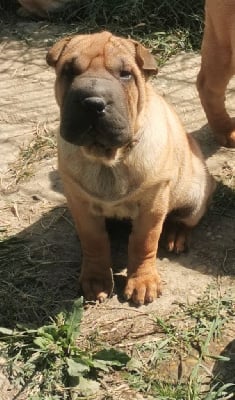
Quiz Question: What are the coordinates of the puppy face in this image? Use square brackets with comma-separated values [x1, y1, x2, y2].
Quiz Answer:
[47, 31, 157, 160]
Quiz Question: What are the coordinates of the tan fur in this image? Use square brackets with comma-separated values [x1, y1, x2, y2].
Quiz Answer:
[197, 0, 235, 147]
[47, 31, 215, 305]
[18, 0, 70, 17]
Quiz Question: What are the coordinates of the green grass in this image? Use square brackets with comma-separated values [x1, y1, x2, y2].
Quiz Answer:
[54, 0, 204, 65]
[60, 0, 204, 48]
[0, 0, 205, 65]
[0, 298, 130, 399]
[0, 286, 234, 399]
[125, 289, 235, 399]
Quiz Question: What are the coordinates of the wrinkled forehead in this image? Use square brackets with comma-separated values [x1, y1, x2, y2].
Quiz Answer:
[58, 32, 136, 71]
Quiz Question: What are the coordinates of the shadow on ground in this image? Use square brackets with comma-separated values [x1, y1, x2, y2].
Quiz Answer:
[211, 339, 235, 398]
[1, 168, 234, 329]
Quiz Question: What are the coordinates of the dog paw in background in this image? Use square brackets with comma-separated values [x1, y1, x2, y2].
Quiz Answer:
[17, 0, 73, 18]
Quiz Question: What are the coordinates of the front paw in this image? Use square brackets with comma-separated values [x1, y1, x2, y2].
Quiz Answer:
[124, 268, 162, 306]
[79, 266, 114, 303]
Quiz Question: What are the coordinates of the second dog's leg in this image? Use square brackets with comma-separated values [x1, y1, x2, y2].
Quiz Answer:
[197, 10, 235, 147]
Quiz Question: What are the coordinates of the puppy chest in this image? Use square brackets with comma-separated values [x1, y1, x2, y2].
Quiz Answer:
[78, 163, 142, 218]
[90, 200, 139, 219]
[77, 162, 140, 202]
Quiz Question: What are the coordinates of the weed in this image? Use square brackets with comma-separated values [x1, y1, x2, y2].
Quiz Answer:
[8, 122, 56, 186]
[0, 298, 130, 398]
[125, 289, 235, 399]
[204, 382, 235, 400]
[1, 1, 205, 65]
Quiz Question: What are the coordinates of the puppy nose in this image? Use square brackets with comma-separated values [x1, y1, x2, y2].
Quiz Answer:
[82, 97, 106, 115]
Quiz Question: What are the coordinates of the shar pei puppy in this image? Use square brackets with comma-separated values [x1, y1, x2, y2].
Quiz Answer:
[47, 31, 215, 305]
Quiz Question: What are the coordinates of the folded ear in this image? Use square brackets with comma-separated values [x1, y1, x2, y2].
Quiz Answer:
[131, 40, 158, 76]
[46, 36, 73, 68]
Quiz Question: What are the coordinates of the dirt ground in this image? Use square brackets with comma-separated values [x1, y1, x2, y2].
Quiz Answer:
[0, 20, 235, 399]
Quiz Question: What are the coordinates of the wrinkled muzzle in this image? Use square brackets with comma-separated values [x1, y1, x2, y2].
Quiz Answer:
[60, 76, 132, 149]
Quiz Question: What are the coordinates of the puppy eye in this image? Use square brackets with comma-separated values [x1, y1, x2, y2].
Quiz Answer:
[120, 70, 132, 80]
[62, 60, 81, 78]
[62, 62, 75, 77]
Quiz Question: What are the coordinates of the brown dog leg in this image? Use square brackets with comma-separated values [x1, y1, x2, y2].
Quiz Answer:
[197, 7, 235, 147]
[64, 190, 113, 302]
[124, 210, 164, 306]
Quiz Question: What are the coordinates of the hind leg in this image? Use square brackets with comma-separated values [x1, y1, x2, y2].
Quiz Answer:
[163, 220, 191, 254]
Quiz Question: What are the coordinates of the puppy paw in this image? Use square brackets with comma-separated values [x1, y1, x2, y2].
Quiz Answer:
[164, 221, 190, 254]
[79, 268, 114, 303]
[124, 269, 162, 306]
